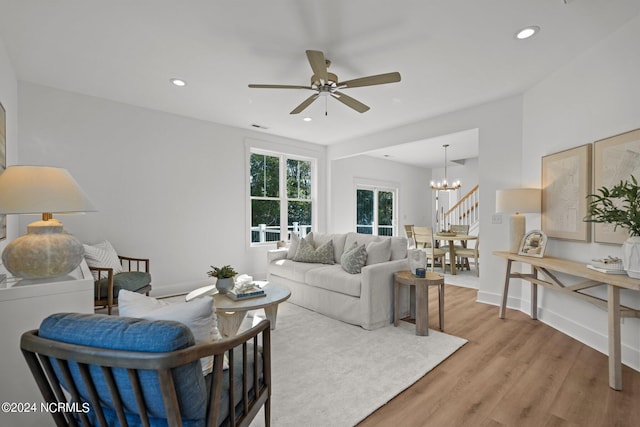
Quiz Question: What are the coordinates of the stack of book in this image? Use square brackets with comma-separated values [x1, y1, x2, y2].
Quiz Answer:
[227, 284, 266, 301]
[587, 256, 625, 275]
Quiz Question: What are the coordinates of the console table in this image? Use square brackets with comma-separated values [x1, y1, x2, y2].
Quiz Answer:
[0, 261, 94, 427]
[493, 251, 640, 391]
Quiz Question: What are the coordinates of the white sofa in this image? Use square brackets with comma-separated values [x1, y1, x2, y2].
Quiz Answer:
[267, 232, 409, 330]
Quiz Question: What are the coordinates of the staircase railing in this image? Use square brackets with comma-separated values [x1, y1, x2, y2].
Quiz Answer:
[444, 185, 479, 228]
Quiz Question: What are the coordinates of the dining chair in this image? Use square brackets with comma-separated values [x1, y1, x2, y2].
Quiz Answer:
[454, 234, 480, 276]
[404, 224, 416, 248]
[413, 226, 447, 272]
[450, 224, 470, 269]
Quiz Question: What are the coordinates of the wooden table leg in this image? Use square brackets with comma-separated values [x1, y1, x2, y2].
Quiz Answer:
[263, 304, 281, 330]
[608, 285, 622, 390]
[531, 267, 538, 320]
[415, 281, 429, 336]
[448, 240, 456, 275]
[393, 281, 400, 327]
[438, 283, 444, 331]
[216, 311, 248, 337]
[499, 259, 513, 319]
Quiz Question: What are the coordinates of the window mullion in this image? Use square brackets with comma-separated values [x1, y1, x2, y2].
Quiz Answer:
[280, 155, 288, 240]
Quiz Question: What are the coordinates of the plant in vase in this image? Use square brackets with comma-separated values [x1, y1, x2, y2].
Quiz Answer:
[586, 175, 640, 277]
[207, 265, 238, 294]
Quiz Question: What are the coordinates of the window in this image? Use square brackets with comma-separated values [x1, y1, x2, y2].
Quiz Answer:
[249, 150, 314, 244]
[356, 186, 396, 236]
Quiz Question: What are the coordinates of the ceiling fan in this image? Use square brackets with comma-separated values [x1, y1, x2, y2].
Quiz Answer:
[248, 50, 401, 115]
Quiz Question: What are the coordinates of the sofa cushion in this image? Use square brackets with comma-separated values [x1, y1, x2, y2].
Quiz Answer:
[95, 271, 152, 299]
[293, 237, 335, 264]
[312, 233, 348, 263]
[39, 313, 207, 424]
[305, 264, 362, 297]
[344, 232, 380, 251]
[365, 238, 391, 265]
[389, 236, 409, 260]
[269, 258, 326, 283]
[341, 242, 368, 274]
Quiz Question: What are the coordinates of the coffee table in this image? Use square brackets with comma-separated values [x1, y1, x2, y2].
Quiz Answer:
[187, 281, 291, 337]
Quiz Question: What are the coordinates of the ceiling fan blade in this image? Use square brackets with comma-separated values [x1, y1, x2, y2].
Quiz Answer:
[249, 84, 312, 90]
[290, 94, 319, 114]
[306, 50, 328, 84]
[331, 91, 370, 113]
[338, 72, 401, 88]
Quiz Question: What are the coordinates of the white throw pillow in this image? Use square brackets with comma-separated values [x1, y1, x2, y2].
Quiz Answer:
[83, 240, 124, 280]
[365, 238, 392, 265]
[118, 290, 225, 374]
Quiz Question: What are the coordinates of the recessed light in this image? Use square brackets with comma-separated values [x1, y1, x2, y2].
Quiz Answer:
[303, 117, 312, 122]
[170, 78, 187, 87]
[516, 26, 540, 40]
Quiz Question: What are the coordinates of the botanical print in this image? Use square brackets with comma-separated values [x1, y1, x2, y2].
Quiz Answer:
[541, 144, 591, 241]
[594, 129, 640, 244]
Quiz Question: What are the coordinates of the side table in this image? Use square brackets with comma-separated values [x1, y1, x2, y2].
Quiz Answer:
[393, 270, 445, 336]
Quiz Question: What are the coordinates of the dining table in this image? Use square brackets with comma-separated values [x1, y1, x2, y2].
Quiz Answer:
[434, 232, 478, 275]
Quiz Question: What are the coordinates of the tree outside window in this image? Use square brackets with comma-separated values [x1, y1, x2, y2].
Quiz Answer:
[250, 151, 313, 244]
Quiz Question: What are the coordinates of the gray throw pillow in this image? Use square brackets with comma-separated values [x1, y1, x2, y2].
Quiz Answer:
[293, 237, 334, 264]
[287, 232, 313, 260]
[341, 242, 367, 274]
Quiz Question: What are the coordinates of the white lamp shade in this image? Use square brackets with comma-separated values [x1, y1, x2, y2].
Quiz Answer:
[0, 166, 96, 214]
[496, 188, 541, 214]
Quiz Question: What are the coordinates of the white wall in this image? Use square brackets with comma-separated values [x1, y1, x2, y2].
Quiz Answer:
[328, 95, 525, 303]
[17, 83, 327, 294]
[522, 15, 640, 370]
[330, 154, 431, 234]
[0, 37, 18, 253]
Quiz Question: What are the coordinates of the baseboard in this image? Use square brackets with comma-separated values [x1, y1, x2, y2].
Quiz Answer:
[476, 290, 640, 372]
[150, 280, 209, 298]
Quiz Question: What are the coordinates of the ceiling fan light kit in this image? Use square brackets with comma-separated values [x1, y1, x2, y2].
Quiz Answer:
[249, 50, 401, 115]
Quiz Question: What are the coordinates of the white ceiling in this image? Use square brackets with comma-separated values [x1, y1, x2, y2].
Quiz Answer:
[1, 0, 639, 167]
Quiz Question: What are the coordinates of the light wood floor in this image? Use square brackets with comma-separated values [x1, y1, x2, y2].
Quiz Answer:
[358, 285, 640, 427]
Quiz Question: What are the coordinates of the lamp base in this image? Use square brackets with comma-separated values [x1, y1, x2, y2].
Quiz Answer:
[1, 219, 84, 279]
[509, 213, 525, 253]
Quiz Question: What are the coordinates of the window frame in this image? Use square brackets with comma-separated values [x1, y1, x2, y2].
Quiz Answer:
[355, 183, 398, 237]
[248, 147, 316, 246]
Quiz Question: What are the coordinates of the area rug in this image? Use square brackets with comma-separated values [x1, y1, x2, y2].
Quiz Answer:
[247, 302, 467, 427]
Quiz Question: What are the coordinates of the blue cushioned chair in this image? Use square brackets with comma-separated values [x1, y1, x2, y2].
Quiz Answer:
[92, 255, 152, 315]
[21, 313, 271, 427]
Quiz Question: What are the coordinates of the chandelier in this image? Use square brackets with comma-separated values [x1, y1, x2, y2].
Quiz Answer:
[430, 144, 461, 191]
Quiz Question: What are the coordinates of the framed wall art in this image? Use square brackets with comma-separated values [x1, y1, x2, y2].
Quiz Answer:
[593, 128, 640, 244]
[0, 102, 5, 241]
[518, 230, 547, 258]
[541, 144, 591, 242]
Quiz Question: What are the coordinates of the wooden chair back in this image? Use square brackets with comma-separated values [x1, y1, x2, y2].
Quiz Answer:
[404, 225, 416, 247]
[21, 316, 271, 427]
[450, 224, 470, 235]
[413, 226, 435, 249]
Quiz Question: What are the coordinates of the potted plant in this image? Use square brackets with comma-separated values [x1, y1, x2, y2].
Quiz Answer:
[207, 265, 238, 294]
[586, 175, 640, 277]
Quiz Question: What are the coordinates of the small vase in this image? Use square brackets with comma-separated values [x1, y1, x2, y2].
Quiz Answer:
[215, 277, 235, 294]
[622, 236, 640, 278]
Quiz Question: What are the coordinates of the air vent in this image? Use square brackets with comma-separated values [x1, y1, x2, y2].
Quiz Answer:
[251, 124, 269, 130]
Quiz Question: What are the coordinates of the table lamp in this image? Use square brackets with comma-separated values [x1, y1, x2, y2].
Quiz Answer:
[0, 165, 96, 279]
[496, 188, 541, 253]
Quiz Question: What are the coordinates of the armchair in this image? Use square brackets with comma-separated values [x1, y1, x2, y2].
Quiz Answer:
[92, 256, 152, 315]
[21, 313, 271, 427]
